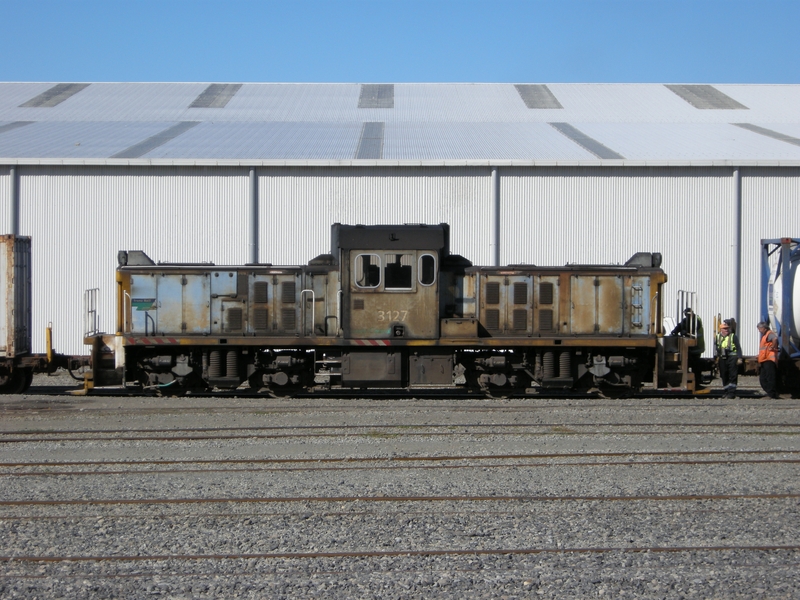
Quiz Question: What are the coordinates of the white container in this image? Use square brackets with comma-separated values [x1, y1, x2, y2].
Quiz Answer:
[0, 236, 32, 358]
[772, 256, 800, 349]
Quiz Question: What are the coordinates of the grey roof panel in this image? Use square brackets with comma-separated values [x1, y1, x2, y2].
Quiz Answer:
[515, 84, 563, 109]
[0, 83, 57, 111]
[140, 121, 363, 160]
[3, 82, 209, 123]
[111, 121, 201, 158]
[358, 84, 394, 109]
[189, 83, 243, 108]
[572, 122, 800, 161]
[732, 123, 800, 148]
[665, 84, 748, 110]
[549, 122, 625, 159]
[355, 122, 384, 159]
[0, 121, 180, 158]
[19, 83, 90, 108]
[384, 122, 596, 161]
[0, 121, 34, 135]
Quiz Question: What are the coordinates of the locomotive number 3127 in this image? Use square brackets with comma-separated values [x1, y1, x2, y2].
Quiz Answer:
[377, 310, 409, 322]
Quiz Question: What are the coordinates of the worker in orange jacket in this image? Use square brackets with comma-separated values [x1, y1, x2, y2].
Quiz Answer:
[756, 321, 780, 398]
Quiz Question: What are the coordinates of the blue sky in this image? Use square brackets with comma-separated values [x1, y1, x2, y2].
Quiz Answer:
[1, 0, 798, 83]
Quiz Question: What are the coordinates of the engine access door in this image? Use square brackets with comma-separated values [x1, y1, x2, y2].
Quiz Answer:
[569, 274, 624, 335]
[345, 250, 439, 339]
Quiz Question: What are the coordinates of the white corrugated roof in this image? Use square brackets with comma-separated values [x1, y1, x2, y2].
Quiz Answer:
[1, 82, 799, 166]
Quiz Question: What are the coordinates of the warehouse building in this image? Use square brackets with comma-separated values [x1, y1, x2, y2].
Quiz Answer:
[1, 82, 799, 355]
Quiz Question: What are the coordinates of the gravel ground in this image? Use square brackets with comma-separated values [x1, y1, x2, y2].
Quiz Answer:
[0, 372, 798, 598]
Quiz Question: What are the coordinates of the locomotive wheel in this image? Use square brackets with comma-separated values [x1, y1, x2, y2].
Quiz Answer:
[0, 369, 33, 394]
[265, 384, 305, 398]
[156, 374, 209, 397]
[23, 369, 33, 392]
[248, 373, 265, 390]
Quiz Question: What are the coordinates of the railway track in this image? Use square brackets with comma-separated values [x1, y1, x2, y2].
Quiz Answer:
[2, 393, 799, 598]
[2, 491, 800, 507]
[9, 383, 780, 400]
[1, 451, 800, 478]
[2, 421, 799, 444]
[4, 543, 800, 564]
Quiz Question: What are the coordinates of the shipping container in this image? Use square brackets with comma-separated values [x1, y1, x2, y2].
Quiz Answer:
[0, 235, 32, 359]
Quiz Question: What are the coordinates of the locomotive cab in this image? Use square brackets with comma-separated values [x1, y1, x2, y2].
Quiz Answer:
[335, 223, 447, 340]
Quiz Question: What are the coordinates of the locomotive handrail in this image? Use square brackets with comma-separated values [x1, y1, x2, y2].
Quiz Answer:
[123, 291, 131, 333]
[84, 288, 100, 337]
[675, 290, 698, 336]
[651, 292, 661, 335]
[301, 289, 315, 337]
[337, 289, 343, 336]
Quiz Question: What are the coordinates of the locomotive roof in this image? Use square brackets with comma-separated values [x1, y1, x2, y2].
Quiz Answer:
[331, 223, 450, 254]
[1, 83, 800, 166]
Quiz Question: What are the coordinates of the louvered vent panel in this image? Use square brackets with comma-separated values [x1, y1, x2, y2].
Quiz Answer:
[539, 309, 553, 331]
[514, 282, 528, 305]
[226, 308, 243, 332]
[353, 298, 365, 310]
[237, 274, 248, 298]
[485, 309, 500, 330]
[513, 309, 528, 331]
[540, 282, 554, 305]
[282, 281, 296, 303]
[486, 282, 500, 305]
[282, 308, 296, 331]
[253, 308, 268, 331]
[254, 281, 268, 304]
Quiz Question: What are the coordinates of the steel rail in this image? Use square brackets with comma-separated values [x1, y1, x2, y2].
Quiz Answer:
[2, 449, 798, 468]
[2, 544, 799, 564]
[1, 492, 798, 508]
[2, 426, 800, 443]
[3, 458, 800, 477]
[5, 400, 798, 415]
[2, 421, 800, 436]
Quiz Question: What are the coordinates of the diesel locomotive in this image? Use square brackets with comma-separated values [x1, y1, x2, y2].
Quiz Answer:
[84, 223, 698, 396]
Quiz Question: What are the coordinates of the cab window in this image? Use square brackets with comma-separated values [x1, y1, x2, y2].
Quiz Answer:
[384, 253, 413, 290]
[354, 254, 381, 288]
[419, 254, 436, 286]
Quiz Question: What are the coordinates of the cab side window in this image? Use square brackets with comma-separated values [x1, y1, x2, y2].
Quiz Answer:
[384, 253, 413, 290]
[419, 254, 436, 286]
[354, 254, 381, 288]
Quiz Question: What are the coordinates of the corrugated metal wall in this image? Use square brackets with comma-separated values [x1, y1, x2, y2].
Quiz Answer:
[258, 166, 489, 264]
[501, 166, 737, 355]
[4, 164, 799, 355]
[741, 167, 800, 354]
[19, 166, 248, 355]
